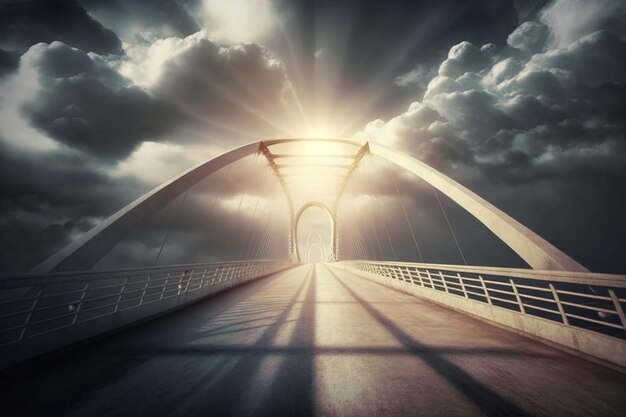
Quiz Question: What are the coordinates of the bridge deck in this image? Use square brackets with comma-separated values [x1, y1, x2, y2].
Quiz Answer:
[1, 264, 625, 416]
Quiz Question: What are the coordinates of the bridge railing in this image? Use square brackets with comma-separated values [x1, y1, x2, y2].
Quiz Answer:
[336, 260, 626, 369]
[0, 260, 294, 369]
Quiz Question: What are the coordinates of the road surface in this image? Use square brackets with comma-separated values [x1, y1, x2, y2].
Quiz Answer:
[1, 264, 625, 416]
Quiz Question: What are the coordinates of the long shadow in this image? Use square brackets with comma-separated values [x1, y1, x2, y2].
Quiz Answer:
[156, 265, 314, 417]
[0, 266, 299, 417]
[326, 266, 533, 417]
[116, 345, 556, 359]
[250, 263, 317, 417]
[198, 319, 300, 338]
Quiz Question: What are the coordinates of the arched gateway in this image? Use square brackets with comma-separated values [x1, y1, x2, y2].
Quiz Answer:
[294, 202, 337, 263]
[33, 139, 587, 273]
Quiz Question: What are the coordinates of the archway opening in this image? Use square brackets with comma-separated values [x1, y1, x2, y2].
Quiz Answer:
[294, 202, 335, 263]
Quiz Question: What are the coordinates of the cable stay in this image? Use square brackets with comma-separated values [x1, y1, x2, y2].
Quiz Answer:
[431, 187, 468, 265]
[388, 160, 424, 263]
[369, 156, 398, 261]
[154, 189, 190, 266]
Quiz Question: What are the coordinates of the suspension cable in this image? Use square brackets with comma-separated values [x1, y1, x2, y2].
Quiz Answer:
[389, 162, 424, 262]
[349, 210, 370, 260]
[238, 165, 270, 260]
[224, 155, 259, 259]
[243, 165, 273, 260]
[197, 163, 233, 262]
[354, 196, 383, 260]
[369, 156, 397, 261]
[154, 189, 190, 266]
[254, 195, 279, 260]
[431, 188, 468, 265]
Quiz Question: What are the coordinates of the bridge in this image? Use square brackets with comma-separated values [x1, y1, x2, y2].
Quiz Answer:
[1, 139, 625, 416]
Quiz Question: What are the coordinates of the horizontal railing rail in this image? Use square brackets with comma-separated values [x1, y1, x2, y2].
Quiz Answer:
[0, 260, 295, 368]
[336, 260, 626, 368]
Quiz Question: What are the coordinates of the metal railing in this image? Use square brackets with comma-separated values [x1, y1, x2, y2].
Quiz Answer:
[0, 260, 294, 368]
[338, 261, 626, 341]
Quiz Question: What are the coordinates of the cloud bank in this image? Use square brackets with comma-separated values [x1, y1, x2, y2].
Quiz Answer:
[357, 0, 626, 272]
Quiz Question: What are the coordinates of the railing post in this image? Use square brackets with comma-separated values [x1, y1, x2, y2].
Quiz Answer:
[159, 272, 171, 300]
[114, 276, 129, 313]
[549, 283, 569, 325]
[425, 269, 435, 289]
[71, 281, 90, 325]
[509, 279, 525, 314]
[439, 271, 449, 293]
[139, 275, 150, 306]
[415, 269, 424, 287]
[400, 266, 408, 282]
[19, 287, 42, 342]
[478, 275, 492, 305]
[457, 273, 467, 298]
[608, 289, 626, 331]
[400, 267, 408, 283]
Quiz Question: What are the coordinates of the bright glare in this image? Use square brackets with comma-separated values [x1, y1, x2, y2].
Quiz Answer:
[202, 0, 276, 43]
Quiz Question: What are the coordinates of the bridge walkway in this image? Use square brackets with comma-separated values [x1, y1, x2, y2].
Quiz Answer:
[1, 264, 625, 416]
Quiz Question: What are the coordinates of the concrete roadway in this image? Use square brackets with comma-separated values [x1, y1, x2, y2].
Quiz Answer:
[1, 264, 625, 417]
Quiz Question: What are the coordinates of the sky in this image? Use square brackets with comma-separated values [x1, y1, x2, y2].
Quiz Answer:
[0, 0, 625, 273]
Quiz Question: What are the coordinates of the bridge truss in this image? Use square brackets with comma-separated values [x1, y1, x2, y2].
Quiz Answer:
[3, 138, 625, 371]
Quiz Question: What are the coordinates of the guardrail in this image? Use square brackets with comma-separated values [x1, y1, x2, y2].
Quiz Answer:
[0, 260, 294, 369]
[336, 261, 626, 369]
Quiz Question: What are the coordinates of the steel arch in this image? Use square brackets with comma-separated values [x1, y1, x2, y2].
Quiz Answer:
[293, 202, 337, 263]
[33, 138, 587, 273]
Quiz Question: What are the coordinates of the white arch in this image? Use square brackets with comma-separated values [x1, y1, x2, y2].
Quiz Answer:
[33, 138, 588, 273]
[293, 202, 336, 263]
[306, 243, 324, 263]
[32, 141, 262, 273]
[367, 142, 587, 272]
[305, 229, 327, 262]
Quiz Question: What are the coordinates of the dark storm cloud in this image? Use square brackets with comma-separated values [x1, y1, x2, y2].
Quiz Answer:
[152, 39, 290, 144]
[1, 0, 625, 275]
[319, 0, 521, 118]
[22, 42, 179, 159]
[358, 0, 626, 272]
[80, 0, 201, 41]
[267, 0, 537, 126]
[0, 139, 145, 273]
[0, 48, 20, 78]
[20, 38, 289, 159]
[0, 0, 122, 55]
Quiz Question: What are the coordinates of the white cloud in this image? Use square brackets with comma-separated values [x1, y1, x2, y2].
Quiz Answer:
[119, 31, 212, 88]
[0, 44, 59, 151]
[200, 0, 277, 44]
[541, 0, 626, 47]
[394, 64, 437, 90]
[113, 141, 218, 185]
[507, 21, 550, 55]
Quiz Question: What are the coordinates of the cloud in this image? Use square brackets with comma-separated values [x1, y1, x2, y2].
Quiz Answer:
[1, 0, 625, 273]
[0, 139, 145, 273]
[541, 0, 626, 47]
[81, 0, 201, 42]
[394, 64, 437, 93]
[356, 3, 626, 272]
[507, 21, 550, 56]
[0, 0, 122, 55]
[17, 33, 291, 159]
[0, 28, 292, 272]
[21, 42, 179, 159]
[199, 0, 277, 44]
[528, 30, 626, 87]
[438, 42, 492, 79]
[151, 36, 291, 143]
